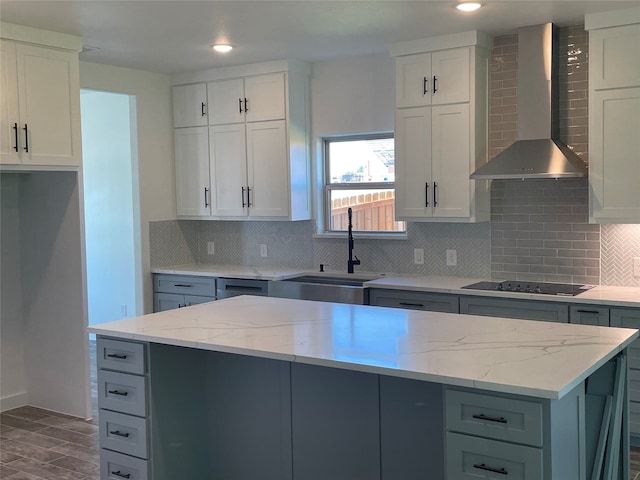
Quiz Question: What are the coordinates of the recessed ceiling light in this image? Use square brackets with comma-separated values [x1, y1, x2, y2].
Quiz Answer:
[456, 2, 482, 12]
[212, 44, 233, 53]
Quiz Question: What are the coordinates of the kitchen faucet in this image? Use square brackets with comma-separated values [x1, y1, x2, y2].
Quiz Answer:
[347, 207, 360, 274]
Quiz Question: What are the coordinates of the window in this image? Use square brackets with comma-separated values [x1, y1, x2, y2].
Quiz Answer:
[324, 134, 405, 233]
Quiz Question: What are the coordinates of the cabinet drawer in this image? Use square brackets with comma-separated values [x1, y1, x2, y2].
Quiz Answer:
[369, 289, 459, 313]
[153, 274, 215, 297]
[217, 277, 268, 298]
[97, 338, 145, 375]
[100, 410, 148, 459]
[98, 370, 147, 417]
[100, 449, 148, 480]
[629, 369, 640, 402]
[460, 296, 569, 323]
[446, 432, 542, 480]
[630, 402, 640, 436]
[629, 342, 640, 370]
[569, 305, 610, 326]
[446, 389, 543, 447]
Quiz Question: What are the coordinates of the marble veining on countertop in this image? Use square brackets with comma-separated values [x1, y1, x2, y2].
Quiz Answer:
[88, 295, 638, 400]
[151, 263, 306, 280]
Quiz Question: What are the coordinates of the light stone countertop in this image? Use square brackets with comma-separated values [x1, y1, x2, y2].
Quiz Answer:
[364, 275, 640, 308]
[88, 295, 638, 400]
[151, 264, 640, 308]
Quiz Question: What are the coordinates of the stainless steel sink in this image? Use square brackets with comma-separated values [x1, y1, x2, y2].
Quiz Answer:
[268, 275, 376, 304]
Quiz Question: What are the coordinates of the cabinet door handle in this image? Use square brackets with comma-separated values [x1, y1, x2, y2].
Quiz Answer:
[433, 75, 437, 94]
[12, 123, 19, 152]
[423, 77, 428, 95]
[247, 186, 252, 207]
[111, 471, 131, 479]
[399, 302, 424, 308]
[242, 187, 246, 207]
[239, 98, 243, 113]
[473, 463, 508, 475]
[201, 102, 206, 117]
[204, 187, 209, 208]
[244, 98, 248, 112]
[577, 309, 600, 314]
[472, 413, 507, 424]
[106, 353, 128, 359]
[23, 124, 29, 152]
[107, 389, 129, 396]
[433, 181, 438, 207]
[425, 182, 429, 207]
[109, 430, 130, 438]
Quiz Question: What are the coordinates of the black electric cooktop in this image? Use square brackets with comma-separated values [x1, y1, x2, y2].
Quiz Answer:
[462, 280, 596, 297]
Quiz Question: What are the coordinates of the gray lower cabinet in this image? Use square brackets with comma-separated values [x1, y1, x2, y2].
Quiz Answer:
[291, 364, 381, 480]
[570, 304, 610, 326]
[152, 274, 216, 312]
[216, 277, 268, 299]
[369, 288, 459, 313]
[444, 386, 583, 479]
[97, 337, 149, 480]
[459, 296, 569, 322]
[611, 307, 640, 437]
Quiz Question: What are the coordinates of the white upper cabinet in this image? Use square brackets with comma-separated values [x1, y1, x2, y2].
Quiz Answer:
[589, 24, 640, 90]
[172, 83, 208, 128]
[0, 33, 82, 168]
[586, 11, 640, 223]
[391, 31, 491, 223]
[395, 49, 470, 108]
[174, 126, 211, 216]
[208, 73, 285, 125]
[171, 61, 311, 221]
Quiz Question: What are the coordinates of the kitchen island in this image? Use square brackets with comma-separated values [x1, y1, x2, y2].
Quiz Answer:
[90, 295, 638, 480]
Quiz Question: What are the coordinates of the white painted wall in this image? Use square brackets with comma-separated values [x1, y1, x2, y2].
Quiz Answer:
[19, 171, 90, 417]
[81, 91, 137, 325]
[79, 62, 174, 314]
[311, 53, 395, 137]
[0, 174, 28, 410]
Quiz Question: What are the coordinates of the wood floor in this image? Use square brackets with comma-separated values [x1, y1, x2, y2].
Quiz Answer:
[1, 338, 640, 479]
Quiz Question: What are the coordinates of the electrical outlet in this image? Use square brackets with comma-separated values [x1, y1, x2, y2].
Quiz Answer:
[207, 241, 215, 255]
[260, 244, 268, 258]
[446, 249, 457, 267]
[414, 248, 424, 265]
[121, 305, 127, 317]
[634, 257, 640, 277]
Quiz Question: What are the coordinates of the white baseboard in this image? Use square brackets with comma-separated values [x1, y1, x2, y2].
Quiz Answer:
[0, 391, 28, 412]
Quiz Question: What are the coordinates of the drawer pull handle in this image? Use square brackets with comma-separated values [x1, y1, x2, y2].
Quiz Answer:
[106, 353, 128, 360]
[472, 413, 507, 424]
[111, 471, 131, 479]
[224, 285, 262, 292]
[473, 463, 508, 475]
[577, 309, 600, 314]
[173, 284, 193, 288]
[109, 430, 130, 438]
[399, 302, 424, 308]
[107, 389, 129, 397]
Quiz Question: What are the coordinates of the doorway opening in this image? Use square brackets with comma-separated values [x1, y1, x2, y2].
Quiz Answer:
[80, 90, 141, 328]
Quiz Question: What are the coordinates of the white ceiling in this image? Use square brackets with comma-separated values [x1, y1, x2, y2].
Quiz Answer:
[1, 1, 637, 74]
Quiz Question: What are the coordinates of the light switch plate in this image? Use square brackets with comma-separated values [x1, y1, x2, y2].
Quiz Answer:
[414, 248, 424, 265]
[260, 244, 268, 258]
[634, 257, 640, 277]
[207, 242, 215, 255]
[446, 249, 457, 267]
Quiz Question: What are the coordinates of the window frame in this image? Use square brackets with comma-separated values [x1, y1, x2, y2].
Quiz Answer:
[322, 133, 405, 236]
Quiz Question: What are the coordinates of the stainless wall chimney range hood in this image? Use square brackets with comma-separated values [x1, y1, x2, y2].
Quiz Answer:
[470, 23, 588, 180]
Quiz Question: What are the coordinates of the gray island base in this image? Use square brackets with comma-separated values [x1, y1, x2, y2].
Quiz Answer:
[89, 296, 638, 480]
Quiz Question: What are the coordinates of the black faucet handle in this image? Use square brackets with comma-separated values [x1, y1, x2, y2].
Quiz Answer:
[354, 255, 361, 265]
